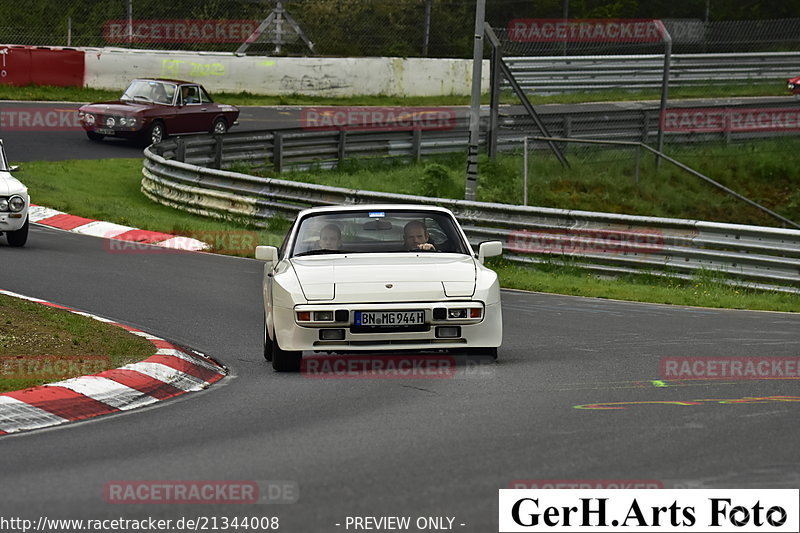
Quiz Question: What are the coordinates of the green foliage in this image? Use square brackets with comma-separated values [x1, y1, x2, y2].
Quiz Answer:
[418, 163, 451, 198]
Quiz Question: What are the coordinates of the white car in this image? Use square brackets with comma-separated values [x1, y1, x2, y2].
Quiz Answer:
[256, 205, 503, 372]
[0, 140, 29, 247]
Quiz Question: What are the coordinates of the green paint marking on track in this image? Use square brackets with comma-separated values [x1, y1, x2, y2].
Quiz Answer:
[651, 380, 668, 387]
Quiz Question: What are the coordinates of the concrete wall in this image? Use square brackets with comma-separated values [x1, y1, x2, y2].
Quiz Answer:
[83, 48, 490, 97]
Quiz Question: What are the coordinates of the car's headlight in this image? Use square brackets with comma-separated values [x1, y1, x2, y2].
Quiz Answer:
[105, 117, 116, 128]
[83, 113, 95, 125]
[0, 198, 8, 211]
[119, 116, 137, 127]
[8, 195, 26, 212]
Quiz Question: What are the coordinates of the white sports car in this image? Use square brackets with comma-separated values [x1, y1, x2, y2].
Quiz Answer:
[0, 140, 29, 247]
[256, 205, 503, 372]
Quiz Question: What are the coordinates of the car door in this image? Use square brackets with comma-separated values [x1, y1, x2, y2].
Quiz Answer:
[174, 85, 208, 133]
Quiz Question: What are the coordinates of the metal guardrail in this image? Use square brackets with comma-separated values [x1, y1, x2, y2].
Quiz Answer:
[151, 99, 800, 174]
[142, 146, 800, 293]
[504, 52, 800, 92]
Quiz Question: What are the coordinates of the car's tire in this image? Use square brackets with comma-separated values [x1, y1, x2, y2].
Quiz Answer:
[263, 314, 273, 362]
[144, 121, 166, 146]
[86, 131, 104, 141]
[272, 337, 302, 372]
[211, 117, 228, 135]
[6, 216, 29, 247]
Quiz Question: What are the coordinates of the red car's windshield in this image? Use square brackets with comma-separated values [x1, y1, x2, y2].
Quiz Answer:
[121, 80, 177, 105]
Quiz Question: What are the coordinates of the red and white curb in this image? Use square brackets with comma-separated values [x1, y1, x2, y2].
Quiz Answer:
[28, 204, 209, 251]
[0, 289, 227, 435]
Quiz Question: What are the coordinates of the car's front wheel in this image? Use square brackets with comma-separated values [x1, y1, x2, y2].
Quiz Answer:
[6, 216, 29, 247]
[211, 117, 228, 135]
[144, 121, 166, 146]
[86, 131, 104, 142]
[263, 314, 273, 362]
[272, 337, 302, 372]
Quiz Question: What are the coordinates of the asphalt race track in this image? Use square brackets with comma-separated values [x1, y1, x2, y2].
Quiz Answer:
[1, 106, 799, 531]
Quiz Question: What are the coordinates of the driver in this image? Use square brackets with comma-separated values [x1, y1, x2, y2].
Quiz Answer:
[318, 224, 342, 250]
[403, 220, 436, 251]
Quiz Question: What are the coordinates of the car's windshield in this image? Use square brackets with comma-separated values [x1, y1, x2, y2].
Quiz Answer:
[121, 80, 177, 105]
[289, 210, 471, 257]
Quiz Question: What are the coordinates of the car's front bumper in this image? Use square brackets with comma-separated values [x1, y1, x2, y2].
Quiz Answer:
[272, 300, 502, 352]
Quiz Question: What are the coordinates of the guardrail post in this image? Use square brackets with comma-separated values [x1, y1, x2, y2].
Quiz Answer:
[176, 139, 186, 163]
[338, 128, 347, 166]
[273, 132, 283, 173]
[412, 128, 422, 163]
[642, 112, 650, 143]
[213, 136, 223, 169]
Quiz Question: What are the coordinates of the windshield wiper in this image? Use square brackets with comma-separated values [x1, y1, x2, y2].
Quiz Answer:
[132, 95, 154, 103]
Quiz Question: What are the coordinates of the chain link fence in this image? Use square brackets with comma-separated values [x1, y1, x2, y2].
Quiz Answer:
[2, 1, 800, 57]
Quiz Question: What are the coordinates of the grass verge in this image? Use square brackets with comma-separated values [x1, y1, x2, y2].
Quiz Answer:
[17, 158, 286, 256]
[0, 82, 788, 107]
[0, 293, 155, 392]
[490, 259, 800, 313]
[15, 155, 800, 313]
[254, 140, 800, 228]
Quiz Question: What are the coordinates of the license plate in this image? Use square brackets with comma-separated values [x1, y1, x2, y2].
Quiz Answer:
[355, 310, 425, 326]
[95, 128, 115, 135]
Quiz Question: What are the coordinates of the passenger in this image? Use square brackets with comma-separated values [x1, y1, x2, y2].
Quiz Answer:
[318, 224, 342, 250]
[403, 220, 436, 251]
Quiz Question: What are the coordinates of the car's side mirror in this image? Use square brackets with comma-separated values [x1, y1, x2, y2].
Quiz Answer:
[478, 241, 503, 263]
[9, 165, 19, 172]
[255, 245, 279, 263]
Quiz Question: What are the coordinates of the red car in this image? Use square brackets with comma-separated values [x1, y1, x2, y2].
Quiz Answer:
[789, 76, 800, 95]
[78, 78, 240, 145]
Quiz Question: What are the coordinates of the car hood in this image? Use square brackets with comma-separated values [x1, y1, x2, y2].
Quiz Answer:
[79, 100, 152, 114]
[290, 254, 477, 302]
[0, 172, 27, 196]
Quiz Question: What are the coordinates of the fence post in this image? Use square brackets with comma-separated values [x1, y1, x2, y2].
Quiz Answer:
[523, 136, 529, 206]
[486, 22, 503, 160]
[338, 128, 347, 166]
[723, 107, 732, 145]
[213, 137, 223, 169]
[634, 144, 641, 185]
[642, 111, 650, 143]
[273, 132, 283, 173]
[412, 128, 422, 163]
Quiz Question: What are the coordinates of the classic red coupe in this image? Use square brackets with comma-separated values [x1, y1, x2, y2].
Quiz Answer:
[78, 79, 240, 145]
